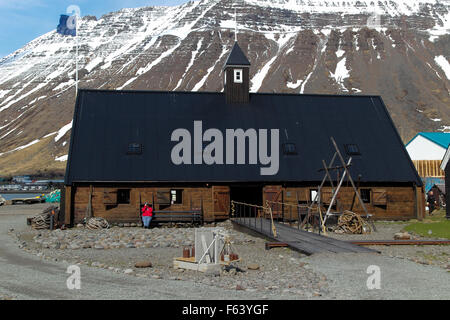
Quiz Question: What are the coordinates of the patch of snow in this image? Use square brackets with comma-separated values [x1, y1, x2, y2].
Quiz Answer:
[300, 71, 313, 94]
[287, 79, 303, 89]
[0, 90, 11, 99]
[29, 95, 47, 105]
[192, 44, 228, 91]
[53, 79, 75, 91]
[120, 40, 183, 89]
[250, 55, 278, 92]
[336, 49, 345, 58]
[321, 29, 331, 37]
[0, 139, 40, 157]
[174, 38, 204, 90]
[55, 121, 72, 142]
[55, 155, 68, 162]
[251, 33, 296, 92]
[85, 57, 103, 73]
[43, 131, 58, 139]
[330, 57, 350, 91]
[0, 82, 46, 113]
[434, 56, 450, 80]
[0, 127, 17, 139]
[244, 0, 437, 16]
[426, 62, 442, 79]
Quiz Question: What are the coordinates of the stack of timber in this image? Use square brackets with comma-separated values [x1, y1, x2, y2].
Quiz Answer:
[30, 205, 59, 230]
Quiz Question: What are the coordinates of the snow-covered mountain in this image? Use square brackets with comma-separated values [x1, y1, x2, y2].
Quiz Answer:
[0, 0, 449, 175]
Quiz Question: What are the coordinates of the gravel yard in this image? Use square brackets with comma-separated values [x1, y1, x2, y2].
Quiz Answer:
[326, 221, 450, 270]
[4, 203, 450, 299]
[13, 219, 328, 298]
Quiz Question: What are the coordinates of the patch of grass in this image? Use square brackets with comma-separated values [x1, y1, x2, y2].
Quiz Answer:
[375, 220, 409, 225]
[404, 210, 450, 239]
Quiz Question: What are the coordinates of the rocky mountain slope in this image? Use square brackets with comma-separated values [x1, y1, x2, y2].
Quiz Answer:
[0, 0, 449, 176]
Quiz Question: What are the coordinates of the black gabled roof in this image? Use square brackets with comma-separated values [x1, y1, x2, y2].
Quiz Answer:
[65, 90, 422, 186]
[224, 42, 250, 67]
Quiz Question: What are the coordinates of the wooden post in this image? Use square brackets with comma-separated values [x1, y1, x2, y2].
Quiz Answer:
[300, 152, 338, 228]
[330, 137, 370, 218]
[323, 157, 351, 225]
[64, 186, 72, 226]
[415, 185, 425, 221]
[350, 175, 362, 212]
[85, 185, 93, 220]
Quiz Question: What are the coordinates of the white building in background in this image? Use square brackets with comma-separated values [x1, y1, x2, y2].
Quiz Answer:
[406, 132, 450, 160]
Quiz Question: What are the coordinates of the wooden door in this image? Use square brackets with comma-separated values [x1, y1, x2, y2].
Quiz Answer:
[212, 186, 230, 219]
[263, 185, 283, 219]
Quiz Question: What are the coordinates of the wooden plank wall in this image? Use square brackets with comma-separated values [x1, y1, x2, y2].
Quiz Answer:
[69, 184, 424, 223]
[412, 160, 444, 177]
[72, 186, 214, 224]
[446, 164, 450, 219]
[282, 186, 421, 220]
[225, 67, 249, 103]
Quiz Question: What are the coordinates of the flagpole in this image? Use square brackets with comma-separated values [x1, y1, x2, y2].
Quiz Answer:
[235, 8, 237, 42]
[75, 14, 78, 96]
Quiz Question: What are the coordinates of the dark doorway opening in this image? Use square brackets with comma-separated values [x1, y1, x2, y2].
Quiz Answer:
[230, 185, 263, 217]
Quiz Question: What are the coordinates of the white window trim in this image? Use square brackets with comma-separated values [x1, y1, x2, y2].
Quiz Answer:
[234, 69, 243, 83]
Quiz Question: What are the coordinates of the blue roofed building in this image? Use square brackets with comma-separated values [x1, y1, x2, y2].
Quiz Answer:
[406, 132, 450, 193]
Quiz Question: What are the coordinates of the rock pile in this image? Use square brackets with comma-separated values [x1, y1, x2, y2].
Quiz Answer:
[31, 221, 254, 251]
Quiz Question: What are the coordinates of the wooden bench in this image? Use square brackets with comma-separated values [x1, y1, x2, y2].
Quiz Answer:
[152, 211, 202, 224]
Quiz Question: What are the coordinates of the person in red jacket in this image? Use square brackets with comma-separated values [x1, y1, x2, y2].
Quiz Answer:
[141, 202, 153, 229]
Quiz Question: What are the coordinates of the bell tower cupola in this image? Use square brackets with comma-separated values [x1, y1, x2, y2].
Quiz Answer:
[223, 42, 251, 104]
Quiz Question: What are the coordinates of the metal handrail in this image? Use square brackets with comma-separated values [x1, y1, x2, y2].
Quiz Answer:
[231, 200, 277, 238]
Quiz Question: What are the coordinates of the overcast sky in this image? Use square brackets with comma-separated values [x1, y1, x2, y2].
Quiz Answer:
[0, 0, 188, 58]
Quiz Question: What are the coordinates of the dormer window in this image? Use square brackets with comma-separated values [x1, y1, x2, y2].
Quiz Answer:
[234, 69, 243, 83]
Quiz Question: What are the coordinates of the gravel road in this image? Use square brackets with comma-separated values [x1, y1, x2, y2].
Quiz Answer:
[0, 204, 299, 300]
[301, 252, 449, 300]
[1, 204, 449, 300]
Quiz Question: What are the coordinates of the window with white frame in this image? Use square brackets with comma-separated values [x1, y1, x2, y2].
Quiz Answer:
[234, 69, 243, 83]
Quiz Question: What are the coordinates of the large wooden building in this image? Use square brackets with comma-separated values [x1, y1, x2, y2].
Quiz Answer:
[62, 42, 425, 226]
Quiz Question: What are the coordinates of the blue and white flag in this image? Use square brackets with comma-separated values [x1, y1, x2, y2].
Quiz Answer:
[57, 14, 76, 36]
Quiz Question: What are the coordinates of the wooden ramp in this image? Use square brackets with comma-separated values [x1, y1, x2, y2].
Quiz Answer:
[232, 217, 377, 255]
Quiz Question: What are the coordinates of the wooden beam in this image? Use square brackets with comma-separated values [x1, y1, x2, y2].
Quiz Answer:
[64, 186, 72, 226]
[349, 240, 450, 246]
